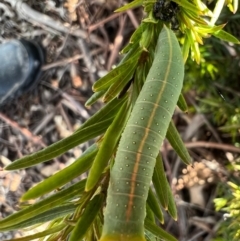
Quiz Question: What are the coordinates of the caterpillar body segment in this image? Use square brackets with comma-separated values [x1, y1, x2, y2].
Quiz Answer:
[99, 25, 184, 241]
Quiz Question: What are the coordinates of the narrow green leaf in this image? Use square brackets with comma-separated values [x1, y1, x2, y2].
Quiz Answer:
[213, 29, 240, 44]
[0, 204, 76, 231]
[186, 29, 201, 63]
[115, 0, 142, 12]
[177, 93, 188, 113]
[139, 25, 154, 49]
[174, 0, 201, 14]
[93, 50, 140, 92]
[117, 78, 133, 99]
[5, 119, 111, 170]
[85, 89, 107, 107]
[129, 24, 145, 45]
[152, 154, 169, 209]
[219, 124, 240, 132]
[228, 181, 239, 190]
[146, 203, 155, 223]
[144, 219, 178, 241]
[85, 228, 93, 241]
[76, 95, 128, 133]
[214, 198, 228, 211]
[182, 36, 190, 63]
[197, 97, 221, 107]
[196, 23, 225, 34]
[102, 51, 141, 102]
[147, 187, 164, 224]
[178, 12, 192, 29]
[182, 8, 207, 25]
[145, 229, 162, 241]
[69, 194, 104, 241]
[3, 224, 65, 241]
[166, 184, 178, 221]
[92, 217, 102, 240]
[120, 37, 140, 56]
[0, 179, 86, 229]
[85, 100, 131, 191]
[22, 144, 98, 200]
[102, 64, 137, 103]
[5, 96, 126, 170]
[132, 48, 154, 102]
[93, 62, 131, 92]
[166, 120, 192, 165]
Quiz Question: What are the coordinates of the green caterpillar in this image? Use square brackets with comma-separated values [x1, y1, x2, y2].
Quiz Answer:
[99, 25, 184, 241]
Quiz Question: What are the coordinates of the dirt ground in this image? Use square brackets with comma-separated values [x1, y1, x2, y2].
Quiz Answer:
[0, 0, 239, 240]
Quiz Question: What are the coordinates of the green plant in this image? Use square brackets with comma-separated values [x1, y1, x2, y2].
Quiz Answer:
[214, 180, 240, 241]
[0, 0, 238, 241]
[183, 4, 240, 141]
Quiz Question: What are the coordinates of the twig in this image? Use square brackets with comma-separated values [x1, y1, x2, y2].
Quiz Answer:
[77, 39, 97, 84]
[0, 2, 15, 18]
[88, 12, 123, 32]
[106, 15, 126, 71]
[4, 0, 106, 47]
[164, 141, 240, 154]
[181, 141, 240, 154]
[59, 103, 73, 132]
[186, 95, 222, 143]
[0, 113, 45, 147]
[126, 10, 139, 29]
[188, 230, 207, 241]
[213, 81, 240, 98]
[42, 48, 103, 70]
[61, 92, 90, 119]
[42, 54, 82, 70]
[32, 112, 56, 135]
